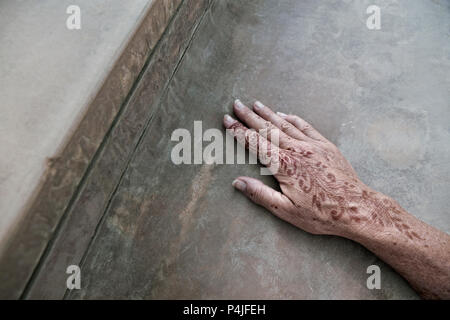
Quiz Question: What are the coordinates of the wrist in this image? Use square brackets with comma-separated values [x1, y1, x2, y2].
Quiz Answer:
[339, 187, 409, 243]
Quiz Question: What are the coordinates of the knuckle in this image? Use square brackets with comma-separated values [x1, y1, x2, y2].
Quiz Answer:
[250, 187, 264, 201]
[280, 121, 292, 131]
[302, 123, 311, 131]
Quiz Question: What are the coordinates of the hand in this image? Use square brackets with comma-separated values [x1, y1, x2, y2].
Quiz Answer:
[223, 99, 388, 238]
[224, 99, 450, 299]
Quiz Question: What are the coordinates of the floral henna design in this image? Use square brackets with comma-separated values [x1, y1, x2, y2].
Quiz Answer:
[277, 148, 368, 225]
[276, 146, 421, 240]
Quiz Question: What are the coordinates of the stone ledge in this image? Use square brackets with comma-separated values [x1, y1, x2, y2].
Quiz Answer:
[26, 0, 210, 300]
[0, 0, 183, 299]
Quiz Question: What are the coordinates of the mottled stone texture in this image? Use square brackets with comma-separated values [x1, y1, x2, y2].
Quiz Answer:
[20, 0, 450, 299]
[0, 0, 183, 299]
[24, 0, 210, 300]
[61, 0, 447, 299]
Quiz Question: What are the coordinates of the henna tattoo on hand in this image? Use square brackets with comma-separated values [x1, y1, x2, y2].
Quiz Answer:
[276, 146, 423, 240]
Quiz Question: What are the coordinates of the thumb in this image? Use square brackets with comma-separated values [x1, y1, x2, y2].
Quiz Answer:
[232, 176, 294, 217]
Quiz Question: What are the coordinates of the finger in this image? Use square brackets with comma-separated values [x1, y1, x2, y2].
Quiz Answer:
[232, 176, 295, 218]
[233, 99, 293, 148]
[279, 114, 327, 142]
[223, 114, 280, 170]
[252, 101, 309, 141]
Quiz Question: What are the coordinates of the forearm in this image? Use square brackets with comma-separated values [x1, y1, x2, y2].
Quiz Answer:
[347, 190, 450, 299]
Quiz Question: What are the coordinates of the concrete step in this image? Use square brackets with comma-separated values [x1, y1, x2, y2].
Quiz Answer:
[0, 0, 189, 298]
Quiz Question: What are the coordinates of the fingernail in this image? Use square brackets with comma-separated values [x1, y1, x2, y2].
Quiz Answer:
[232, 179, 247, 191]
[277, 111, 287, 118]
[234, 99, 245, 110]
[254, 101, 264, 110]
[224, 114, 235, 126]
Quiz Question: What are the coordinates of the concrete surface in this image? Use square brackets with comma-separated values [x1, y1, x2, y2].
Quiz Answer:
[0, 0, 184, 298]
[5, 0, 450, 299]
[57, 0, 447, 299]
[25, 0, 210, 299]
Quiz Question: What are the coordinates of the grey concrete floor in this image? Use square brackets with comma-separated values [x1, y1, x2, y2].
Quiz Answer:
[68, 0, 449, 299]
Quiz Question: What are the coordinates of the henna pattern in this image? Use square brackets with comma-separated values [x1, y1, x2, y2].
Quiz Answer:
[277, 147, 422, 241]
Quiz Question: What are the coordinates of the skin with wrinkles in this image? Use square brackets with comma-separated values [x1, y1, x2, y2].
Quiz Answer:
[224, 99, 450, 299]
